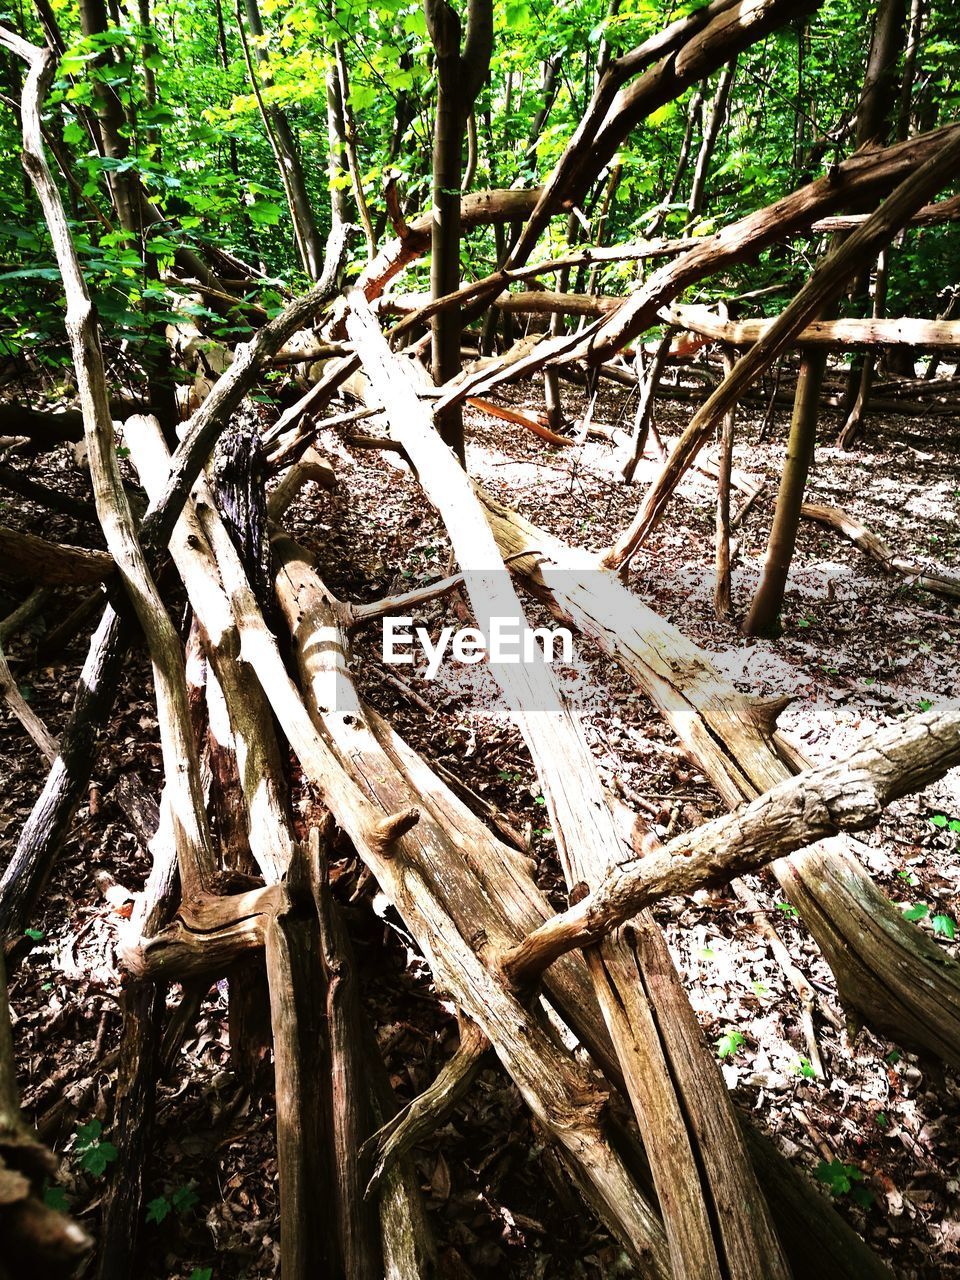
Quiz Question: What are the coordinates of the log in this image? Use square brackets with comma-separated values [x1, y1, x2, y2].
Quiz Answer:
[345, 292, 791, 1280]
[0, 463, 96, 521]
[265, 840, 341, 1277]
[479, 489, 960, 1064]
[270, 527, 888, 1280]
[503, 704, 960, 982]
[667, 303, 960, 349]
[801, 501, 960, 600]
[0, 524, 113, 585]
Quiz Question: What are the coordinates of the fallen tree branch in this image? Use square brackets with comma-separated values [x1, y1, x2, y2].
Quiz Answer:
[801, 501, 960, 600]
[502, 704, 960, 983]
[0, 524, 113, 585]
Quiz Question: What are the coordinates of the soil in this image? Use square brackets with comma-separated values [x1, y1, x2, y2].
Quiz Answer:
[1, 365, 958, 1279]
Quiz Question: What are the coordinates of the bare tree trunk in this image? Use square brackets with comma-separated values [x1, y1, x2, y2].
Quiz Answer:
[686, 57, 737, 228]
[237, 0, 325, 278]
[424, 0, 493, 461]
[742, 350, 826, 635]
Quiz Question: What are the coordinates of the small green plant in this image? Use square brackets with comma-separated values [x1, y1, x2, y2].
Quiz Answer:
[792, 1056, 817, 1080]
[23, 928, 44, 941]
[918, 698, 934, 712]
[73, 1120, 118, 1177]
[751, 980, 769, 999]
[43, 1181, 69, 1211]
[932, 914, 957, 940]
[897, 869, 919, 887]
[901, 902, 929, 923]
[715, 1028, 745, 1059]
[189, 1270, 213, 1280]
[814, 1160, 874, 1207]
[146, 1183, 199, 1224]
[775, 901, 798, 919]
[930, 813, 960, 833]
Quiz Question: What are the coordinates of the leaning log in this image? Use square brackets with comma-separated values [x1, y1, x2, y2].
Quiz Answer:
[479, 489, 960, 1064]
[345, 291, 792, 1280]
[503, 705, 960, 982]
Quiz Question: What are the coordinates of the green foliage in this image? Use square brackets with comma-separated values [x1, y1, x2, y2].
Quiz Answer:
[43, 1181, 70, 1212]
[715, 1027, 745, 1059]
[73, 1119, 118, 1177]
[814, 1160, 874, 1207]
[146, 1183, 200, 1224]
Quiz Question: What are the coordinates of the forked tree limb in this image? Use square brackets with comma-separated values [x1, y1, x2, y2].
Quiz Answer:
[361, 1018, 491, 1197]
[502, 704, 960, 984]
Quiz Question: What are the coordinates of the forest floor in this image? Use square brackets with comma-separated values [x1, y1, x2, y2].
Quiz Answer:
[1, 365, 959, 1279]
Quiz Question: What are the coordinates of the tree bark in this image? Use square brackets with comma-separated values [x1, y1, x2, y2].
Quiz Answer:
[742, 350, 827, 637]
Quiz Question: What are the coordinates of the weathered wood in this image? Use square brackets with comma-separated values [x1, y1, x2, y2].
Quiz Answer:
[271, 527, 887, 1280]
[309, 830, 385, 1279]
[134, 430, 671, 1269]
[345, 292, 791, 1280]
[801, 501, 960, 600]
[0, 464, 96, 521]
[479, 490, 960, 1064]
[265, 840, 340, 1278]
[0, 523, 113, 585]
[503, 704, 960, 982]
[668, 303, 960, 349]
[362, 1017, 490, 1196]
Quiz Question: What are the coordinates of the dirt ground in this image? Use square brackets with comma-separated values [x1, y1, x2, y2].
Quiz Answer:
[1, 365, 958, 1278]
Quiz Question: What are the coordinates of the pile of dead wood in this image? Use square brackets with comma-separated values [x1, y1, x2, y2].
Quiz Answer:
[2, 7, 960, 1278]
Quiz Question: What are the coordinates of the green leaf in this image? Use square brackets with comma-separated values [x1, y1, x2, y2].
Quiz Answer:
[172, 1184, 199, 1214]
[248, 200, 283, 226]
[24, 928, 44, 940]
[75, 1120, 102, 1146]
[814, 1160, 863, 1196]
[189, 1270, 213, 1280]
[930, 814, 948, 828]
[715, 1028, 745, 1060]
[932, 914, 956, 940]
[43, 1183, 69, 1212]
[902, 902, 930, 922]
[146, 1195, 171, 1224]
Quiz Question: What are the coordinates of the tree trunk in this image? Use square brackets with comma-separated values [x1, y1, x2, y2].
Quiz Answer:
[742, 349, 827, 636]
